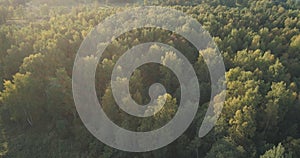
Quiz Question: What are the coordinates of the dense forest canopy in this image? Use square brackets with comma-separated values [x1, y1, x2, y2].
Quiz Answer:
[0, 0, 299, 157]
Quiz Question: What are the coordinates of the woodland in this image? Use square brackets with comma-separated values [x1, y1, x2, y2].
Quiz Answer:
[0, 0, 299, 157]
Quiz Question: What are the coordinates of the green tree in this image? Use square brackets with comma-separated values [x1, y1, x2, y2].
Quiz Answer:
[260, 143, 287, 158]
[206, 137, 246, 158]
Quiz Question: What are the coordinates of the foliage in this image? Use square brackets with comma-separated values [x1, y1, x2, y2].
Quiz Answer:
[0, 0, 299, 157]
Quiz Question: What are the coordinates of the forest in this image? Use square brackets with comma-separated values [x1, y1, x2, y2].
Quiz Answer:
[0, 0, 300, 157]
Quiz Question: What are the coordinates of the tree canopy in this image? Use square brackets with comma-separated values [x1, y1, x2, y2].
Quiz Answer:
[0, 0, 299, 157]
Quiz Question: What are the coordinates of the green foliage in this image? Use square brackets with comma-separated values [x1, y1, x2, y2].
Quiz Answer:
[206, 137, 246, 158]
[0, 0, 299, 157]
[260, 143, 287, 158]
